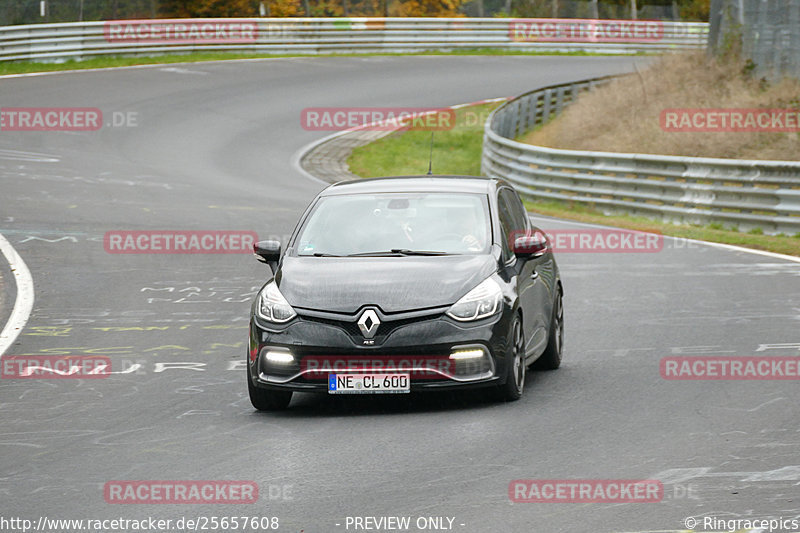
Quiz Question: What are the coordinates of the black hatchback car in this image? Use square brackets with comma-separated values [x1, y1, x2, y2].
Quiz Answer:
[247, 176, 563, 410]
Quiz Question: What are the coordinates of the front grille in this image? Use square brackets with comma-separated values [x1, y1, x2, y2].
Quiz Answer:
[300, 313, 437, 340]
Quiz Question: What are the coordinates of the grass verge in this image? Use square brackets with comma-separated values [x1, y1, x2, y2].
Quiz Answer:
[347, 103, 501, 177]
[520, 199, 800, 257]
[0, 49, 617, 77]
[348, 103, 800, 257]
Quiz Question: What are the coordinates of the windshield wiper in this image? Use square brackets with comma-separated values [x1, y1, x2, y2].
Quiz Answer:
[347, 249, 450, 257]
[307, 252, 342, 257]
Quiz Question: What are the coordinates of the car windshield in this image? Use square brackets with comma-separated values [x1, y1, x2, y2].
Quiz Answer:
[295, 192, 491, 256]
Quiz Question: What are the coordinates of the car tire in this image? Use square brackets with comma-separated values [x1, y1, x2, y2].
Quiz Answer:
[248, 372, 292, 411]
[495, 315, 525, 402]
[533, 288, 563, 370]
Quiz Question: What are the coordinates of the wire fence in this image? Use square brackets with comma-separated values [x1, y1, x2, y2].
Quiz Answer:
[2, 1, 157, 25]
[708, 0, 800, 80]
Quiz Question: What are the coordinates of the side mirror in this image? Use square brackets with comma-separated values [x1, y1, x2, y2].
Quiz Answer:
[513, 233, 548, 258]
[253, 240, 281, 273]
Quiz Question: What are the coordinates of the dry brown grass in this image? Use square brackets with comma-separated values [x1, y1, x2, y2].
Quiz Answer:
[521, 52, 800, 161]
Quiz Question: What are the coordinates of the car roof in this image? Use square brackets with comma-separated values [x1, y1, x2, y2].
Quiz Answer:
[320, 175, 506, 196]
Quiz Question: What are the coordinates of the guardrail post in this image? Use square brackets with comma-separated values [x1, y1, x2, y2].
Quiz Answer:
[541, 89, 552, 126]
[554, 86, 566, 115]
[527, 93, 539, 131]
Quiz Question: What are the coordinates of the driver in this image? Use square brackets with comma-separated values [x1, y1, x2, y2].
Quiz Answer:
[444, 207, 485, 252]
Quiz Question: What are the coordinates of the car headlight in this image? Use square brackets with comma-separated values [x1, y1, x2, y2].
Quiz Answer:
[256, 281, 297, 323]
[446, 277, 502, 321]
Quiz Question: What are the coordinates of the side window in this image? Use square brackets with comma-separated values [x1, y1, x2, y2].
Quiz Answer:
[501, 188, 530, 237]
[496, 190, 514, 261]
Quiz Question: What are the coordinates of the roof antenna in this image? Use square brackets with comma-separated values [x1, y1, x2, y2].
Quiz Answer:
[426, 132, 434, 175]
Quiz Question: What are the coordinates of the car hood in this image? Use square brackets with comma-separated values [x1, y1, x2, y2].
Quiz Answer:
[276, 254, 498, 314]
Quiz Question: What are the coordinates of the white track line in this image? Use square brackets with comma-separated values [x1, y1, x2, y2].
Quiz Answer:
[0, 56, 302, 80]
[528, 213, 800, 263]
[0, 233, 34, 356]
[674, 237, 800, 263]
[290, 130, 354, 187]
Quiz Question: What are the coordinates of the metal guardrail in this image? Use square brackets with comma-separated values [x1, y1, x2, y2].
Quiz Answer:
[0, 18, 709, 62]
[481, 79, 800, 235]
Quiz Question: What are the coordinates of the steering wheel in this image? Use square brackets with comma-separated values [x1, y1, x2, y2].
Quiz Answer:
[429, 232, 465, 243]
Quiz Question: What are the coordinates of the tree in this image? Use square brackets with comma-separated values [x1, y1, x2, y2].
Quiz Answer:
[158, 0, 258, 17]
[390, 0, 467, 16]
[263, 0, 303, 16]
[679, 0, 711, 20]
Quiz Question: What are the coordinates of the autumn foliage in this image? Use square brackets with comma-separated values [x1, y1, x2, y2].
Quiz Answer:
[391, 0, 466, 16]
[157, 0, 467, 17]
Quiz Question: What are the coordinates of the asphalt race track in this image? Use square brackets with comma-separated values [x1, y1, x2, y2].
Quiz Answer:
[1, 55, 799, 533]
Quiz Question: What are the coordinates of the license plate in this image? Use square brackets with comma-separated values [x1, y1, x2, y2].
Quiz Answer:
[328, 373, 410, 394]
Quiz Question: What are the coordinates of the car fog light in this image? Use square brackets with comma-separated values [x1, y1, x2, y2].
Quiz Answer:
[266, 350, 295, 364]
[449, 348, 485, 360]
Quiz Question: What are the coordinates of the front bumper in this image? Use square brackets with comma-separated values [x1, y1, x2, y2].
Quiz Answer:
[247, 306, 513, 393]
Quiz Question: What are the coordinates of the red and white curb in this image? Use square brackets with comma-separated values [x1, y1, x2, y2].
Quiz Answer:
[291, 96, 512, 185]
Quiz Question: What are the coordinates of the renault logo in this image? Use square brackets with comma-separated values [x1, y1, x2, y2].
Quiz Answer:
[357, 309, 381, 339]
